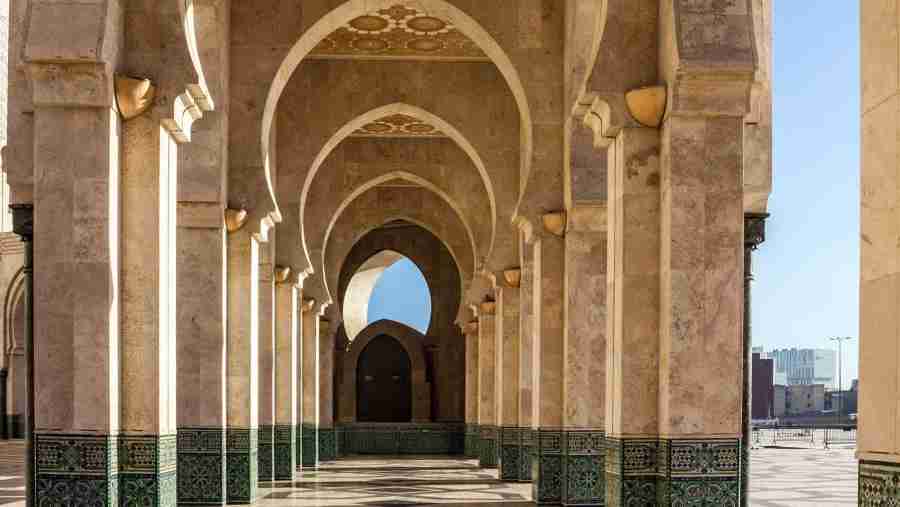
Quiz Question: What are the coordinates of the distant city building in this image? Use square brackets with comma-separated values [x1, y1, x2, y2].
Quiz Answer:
[770, 348, 837, 388]
[775, 384, 825, 416]
[752, 352, 774, 420]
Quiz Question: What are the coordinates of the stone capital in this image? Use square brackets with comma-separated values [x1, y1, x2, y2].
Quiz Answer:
[744, 213, 769, 250]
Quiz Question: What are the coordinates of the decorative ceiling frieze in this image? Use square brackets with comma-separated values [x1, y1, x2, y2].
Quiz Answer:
[351, 113, 445, 138]
[309, 4, 488, 61]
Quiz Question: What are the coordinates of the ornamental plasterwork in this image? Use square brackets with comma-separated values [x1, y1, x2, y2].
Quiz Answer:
[310, 4, 489, 61]
[351, 113, 445, 138]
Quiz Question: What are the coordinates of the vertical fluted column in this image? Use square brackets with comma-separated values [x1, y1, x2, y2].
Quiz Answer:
[226, 232, 260, 503]
[518, 235, 536, 483]
[318, 318, 337, 461]
[300, 300, 319, 468]
[478, 301, 499, 468]
[464, 321, 480, 458]
[562, 205, 608, 506]
[30, 65, 123, 504]
[532, 224, 566, 505]
[257, 242, 276, 483]
[273, 278, 299, 480]
[604, 127, 661, 506]
[496, 280, 521, 482]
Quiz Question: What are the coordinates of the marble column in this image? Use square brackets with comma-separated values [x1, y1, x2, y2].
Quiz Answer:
[273, 280, 299, 480]
[531, 228, 566, 505]
[604, 127, 662, 506]
[257, 243, 276, 483]
[859, 1, 900, 500]
[226, 232, 260, 503]
[496, 282, 521, 482]
[478, 302, 499, 468]
[295, 297, 304, 467]
[30, 63, 124, 504]
[176, 205, 228, 504]
[742, 214, 767, 505]
[300, 301, 319, 468]
[518, 235, 536, 483]
[562, 205, 608, 506]
[464, 321, 480, 458]
[318, 318, 337, 462]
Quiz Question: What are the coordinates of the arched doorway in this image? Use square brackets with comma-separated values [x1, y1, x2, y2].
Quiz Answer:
[356, 334, 412, 423]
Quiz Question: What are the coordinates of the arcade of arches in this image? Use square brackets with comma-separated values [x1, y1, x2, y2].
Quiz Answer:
[0, 0, 890, 506]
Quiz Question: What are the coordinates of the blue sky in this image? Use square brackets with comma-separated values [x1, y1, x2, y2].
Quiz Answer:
[369, 3, 862, 388]
[753, 2, 860, 388]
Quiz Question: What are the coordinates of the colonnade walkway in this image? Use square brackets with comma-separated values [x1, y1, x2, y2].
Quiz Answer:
[0, 441, 857, 506]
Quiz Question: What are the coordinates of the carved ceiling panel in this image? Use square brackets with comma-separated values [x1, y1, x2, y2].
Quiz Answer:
[310, 4, 488, 61]
[351, 113, 445, 138]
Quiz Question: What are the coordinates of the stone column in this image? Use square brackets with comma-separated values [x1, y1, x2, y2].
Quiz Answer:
[257, 242, 276, 483]
[29, 62, 124, 504]
[273, 279, 299, 480]
[300, 300, 319, 468]
[464, 321, 480, 458]
[496, 281, 521, 482]
[478, 301, 499, 468]
[859, 1, 900, 500]
[604, 127, 662, 506]
[742, 214, 767, 505]
[518, 235, 535, 483]
[226, 232, 260, 503]
[295, 297, 304, 467]
[318, 318, 337, 462]
[531, 225, 566, 505]
[562, 205, 607, 506]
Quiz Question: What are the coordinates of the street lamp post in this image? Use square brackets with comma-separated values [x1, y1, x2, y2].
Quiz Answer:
[829, 336, 852, 423]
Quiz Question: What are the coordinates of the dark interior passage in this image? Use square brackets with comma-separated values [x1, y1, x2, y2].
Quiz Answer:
[356, 334, 412, 422]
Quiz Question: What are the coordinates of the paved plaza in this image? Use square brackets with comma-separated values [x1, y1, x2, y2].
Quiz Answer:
[0, 440, 860, 506]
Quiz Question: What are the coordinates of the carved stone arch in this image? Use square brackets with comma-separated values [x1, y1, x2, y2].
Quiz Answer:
[299, 103, 497, 275]
[260, 0, 534, 223]
[340, 319, 430, 423]
[2, 268, 24, 365]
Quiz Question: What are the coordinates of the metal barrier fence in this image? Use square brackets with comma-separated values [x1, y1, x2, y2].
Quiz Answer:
[751, 427, 857, 448]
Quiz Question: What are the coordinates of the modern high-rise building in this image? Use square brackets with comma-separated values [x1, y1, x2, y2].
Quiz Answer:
[770, 348, 837, 388]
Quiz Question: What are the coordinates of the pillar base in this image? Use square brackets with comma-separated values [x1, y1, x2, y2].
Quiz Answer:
[464, 424, 480, 458]
[258, 425, 274, 483]
[478, 425, 499, 468]
[860, 460, 900, 505]
[606, 437, 740, 506]
[520, 429, 534, 483]
[295, 424, 303, 468]
[301, 423, 317, 468]
[318, 427, 337, 462]
[177, 427, 226, 504]
[499, 427, 521, 481]
[273, 425, 295, 480]
[120, 434, 177, 506]
[225, 427, 258, 504]
[561, 429, 605, 506]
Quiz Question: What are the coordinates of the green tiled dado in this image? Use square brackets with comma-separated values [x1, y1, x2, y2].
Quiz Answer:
[300, 423, 318, 467]
[295, 424, 303, 467]
[562, 429, 604, 506]
[119, 434, 177, 507]
[520, 429, 534, 483]
[860, 461, 900, 505]
[318, 427, 337, 462]
[273, 425, 295, 480]
[339, 423, 466, 455]
[465, 424, 480, 458]
[533, 429, 563, 504]
[226, 427, 258, 504]
[606, 437, 741, 506]
[479, 425, 499, 469]
[177, 427, 225, 505]
[258, 425, 274, 482]
[34, 433, 119, 506]
[500, 427, 521, 481]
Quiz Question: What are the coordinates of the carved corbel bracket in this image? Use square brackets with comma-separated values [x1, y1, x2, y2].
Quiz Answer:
[503, 268, 522, 288]
[542, 211, 568, 237]
[480, 300, 496, 315]
[115, 75, 156, 120]
[225, 209, 248, 233]
[625, 85, 667, 128]
[274, 266, 292, 284]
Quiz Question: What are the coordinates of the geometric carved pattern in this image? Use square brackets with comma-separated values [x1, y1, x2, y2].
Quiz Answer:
[860, 461, 900, 506]
[352, 113, 444, 138]
[177, 427, 225, 504]
[310, 4, 488, 61]
[34, 433, 118, 506]
[119, 434, 177, 507]
[534, 429, 564, 504]
[225, 427, 258, 504]
[338, 423, 466, 456]
[562, 430, 605, 506]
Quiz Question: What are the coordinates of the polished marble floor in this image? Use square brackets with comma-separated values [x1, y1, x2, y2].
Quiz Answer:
[0, 440, 859, 505]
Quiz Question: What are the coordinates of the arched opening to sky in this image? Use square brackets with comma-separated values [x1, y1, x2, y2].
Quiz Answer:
[367, 258, 431, 334]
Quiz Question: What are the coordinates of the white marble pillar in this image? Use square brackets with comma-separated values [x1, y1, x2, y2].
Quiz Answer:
[300, 300, 319, 467]
[273, 281, 298, 480]
[477, 302, 498, 468]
